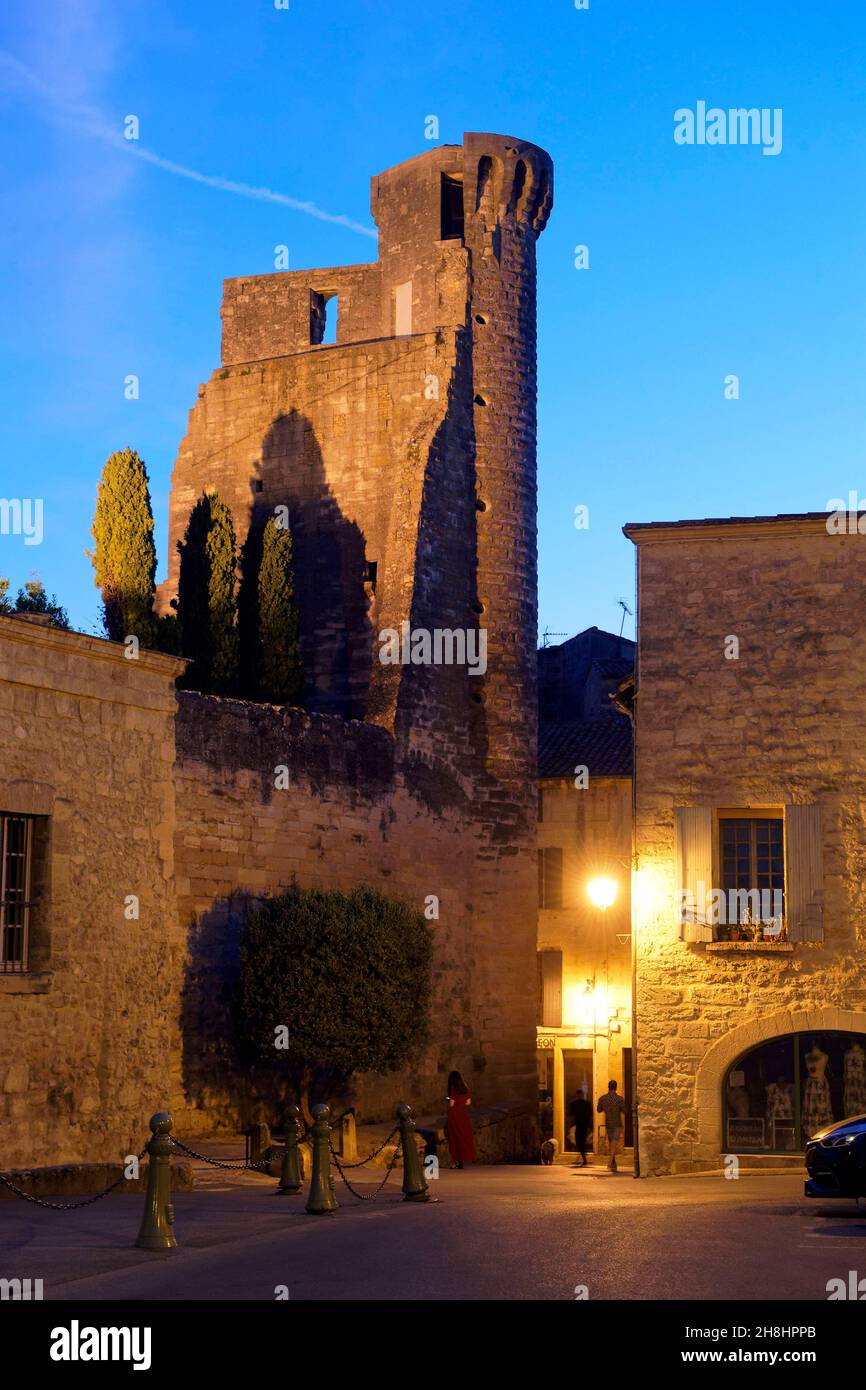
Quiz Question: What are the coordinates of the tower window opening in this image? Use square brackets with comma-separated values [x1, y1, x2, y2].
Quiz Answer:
[321, 294, 338, 344]
[440, 173, 465, 241]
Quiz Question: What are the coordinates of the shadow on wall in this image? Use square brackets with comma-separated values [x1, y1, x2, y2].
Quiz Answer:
[393, 322, 491, 804]
[248, 410, 372, 721]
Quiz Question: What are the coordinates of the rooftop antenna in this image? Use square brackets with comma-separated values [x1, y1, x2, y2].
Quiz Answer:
[617, 598, 633, 637]
[541, 627, 567, 648]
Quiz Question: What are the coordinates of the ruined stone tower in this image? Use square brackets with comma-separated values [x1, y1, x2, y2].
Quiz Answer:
[161, 134, 554, 1121]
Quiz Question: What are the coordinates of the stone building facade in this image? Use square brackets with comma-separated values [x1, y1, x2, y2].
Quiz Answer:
[0, 615, 184, 1168]
[627, 513, 866, 1175]
[535, 628, 634, 1155]
[0, 134, 555, 1165]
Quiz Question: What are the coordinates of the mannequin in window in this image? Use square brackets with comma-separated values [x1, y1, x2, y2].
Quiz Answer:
[802, 1041, 834, 1139]
[843, 1041, 866, 1119]
[766, 1075, 793, 1122]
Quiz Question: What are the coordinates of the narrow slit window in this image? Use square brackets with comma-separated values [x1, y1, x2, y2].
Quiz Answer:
[440, 173, 465, 240]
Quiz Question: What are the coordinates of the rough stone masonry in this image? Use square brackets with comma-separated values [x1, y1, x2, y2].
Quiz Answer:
[0, 134, 554, 1167]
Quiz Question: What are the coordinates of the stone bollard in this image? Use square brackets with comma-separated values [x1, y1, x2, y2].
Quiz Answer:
[277, 1105, 303, 1195]
[305, 1104, 338, 1214]
[339, 1111, 357, 1161]
[135, 1112, 178, 1249]
[396, 1103, 430, 1203]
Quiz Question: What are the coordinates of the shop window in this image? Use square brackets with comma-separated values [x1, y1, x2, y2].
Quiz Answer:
[1, 813, 35, 974]
[725, 1030, 866, 1154]
[538, 847, 563, 910]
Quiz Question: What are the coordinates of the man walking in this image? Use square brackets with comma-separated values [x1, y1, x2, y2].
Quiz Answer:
[597, 1079, 626, 1172]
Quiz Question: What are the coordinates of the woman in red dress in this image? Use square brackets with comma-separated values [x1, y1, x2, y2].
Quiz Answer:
[446, 1070, 477, 1168]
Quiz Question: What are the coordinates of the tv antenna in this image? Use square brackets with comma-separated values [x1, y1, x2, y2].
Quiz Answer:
[617, 598, 633, 637]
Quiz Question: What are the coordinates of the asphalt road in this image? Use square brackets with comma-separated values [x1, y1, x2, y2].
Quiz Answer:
[3, 1164, 864, 1301]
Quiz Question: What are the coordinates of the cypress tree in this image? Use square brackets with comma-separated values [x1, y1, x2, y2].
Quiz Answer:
[176, 491, 239, 694]
[257, 516, 303, 705]
[88, 447, 157, 645]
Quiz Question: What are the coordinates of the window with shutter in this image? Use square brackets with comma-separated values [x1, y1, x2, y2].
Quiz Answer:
[537, 948, 563, 1027]
[785, 803, 823, 941]
[538, 847, 563, 909]
[674, 806, 714, 942]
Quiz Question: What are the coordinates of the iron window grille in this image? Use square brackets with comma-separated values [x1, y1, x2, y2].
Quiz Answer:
[1, 814, 34, 973]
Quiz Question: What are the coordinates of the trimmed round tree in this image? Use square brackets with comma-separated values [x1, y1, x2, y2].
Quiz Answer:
[257, 516, 303, 705]
[89, 447, 157, 644]
[176, 491, 240, 694]
[235, 886, 433, 1121]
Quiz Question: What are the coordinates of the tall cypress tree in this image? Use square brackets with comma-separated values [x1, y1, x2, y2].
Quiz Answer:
[88, 448, 157, 644]
[176, 491, 240, 694]
[257, 516, 303, 705]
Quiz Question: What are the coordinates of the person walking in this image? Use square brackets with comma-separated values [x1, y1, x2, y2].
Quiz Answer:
[569, 1089, 593, 1166]
[446, 1070, 477, 1169]
[597, 1079, 626, 1172]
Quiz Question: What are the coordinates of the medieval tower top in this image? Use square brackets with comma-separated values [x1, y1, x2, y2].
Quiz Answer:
[159, 133, 553, 773]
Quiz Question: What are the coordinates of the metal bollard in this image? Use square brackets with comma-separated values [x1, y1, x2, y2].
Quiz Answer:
[135, 1112, 177, 1249]
[305, 1104, 338, 1214]
[277, 1104, 303, 1194]
[396, 1103, 430, 1203]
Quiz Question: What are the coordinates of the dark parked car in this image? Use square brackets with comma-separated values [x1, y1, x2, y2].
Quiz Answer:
[804, 1113, 866, 1198]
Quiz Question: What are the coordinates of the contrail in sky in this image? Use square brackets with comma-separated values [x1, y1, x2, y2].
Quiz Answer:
[0, 50, 378, 240]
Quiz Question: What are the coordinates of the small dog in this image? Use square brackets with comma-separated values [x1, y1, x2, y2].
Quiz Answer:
[540, 1138, 559, 1165]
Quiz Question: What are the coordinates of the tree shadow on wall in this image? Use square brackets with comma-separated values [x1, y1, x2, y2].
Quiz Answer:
[246, 410, 372, 721]
[393, 322, 491, 804]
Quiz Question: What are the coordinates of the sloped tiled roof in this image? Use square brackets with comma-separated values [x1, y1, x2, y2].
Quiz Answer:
[590, 656, 634, 680]
[538, 719, 633, 779]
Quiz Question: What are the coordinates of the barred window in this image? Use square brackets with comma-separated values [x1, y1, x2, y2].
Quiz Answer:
[1, 814, 34, 973]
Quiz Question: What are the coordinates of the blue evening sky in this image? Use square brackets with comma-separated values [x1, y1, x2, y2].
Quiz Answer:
[1, 0, 864, 641]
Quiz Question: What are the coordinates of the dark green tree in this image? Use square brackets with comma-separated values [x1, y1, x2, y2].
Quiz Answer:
[235, 886, 433, 1121]
[13, 578, 70, 629]
[88, 447, 157, 645]
[0, 578, 11, 613]
[257, 516, 303, 704]
[176, 491, 240, 694]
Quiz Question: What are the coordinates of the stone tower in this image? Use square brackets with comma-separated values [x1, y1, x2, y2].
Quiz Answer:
[160, 134, 553, 1113]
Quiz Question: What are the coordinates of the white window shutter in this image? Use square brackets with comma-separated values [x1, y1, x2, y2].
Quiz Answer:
[675, 807, 714, 942]
[786, 804, 823, 941]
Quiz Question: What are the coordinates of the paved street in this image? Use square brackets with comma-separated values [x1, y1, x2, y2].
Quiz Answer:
[2, 1162, 864, 1301]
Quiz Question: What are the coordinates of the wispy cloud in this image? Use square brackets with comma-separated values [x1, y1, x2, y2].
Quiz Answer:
[0, 49, 378, 239]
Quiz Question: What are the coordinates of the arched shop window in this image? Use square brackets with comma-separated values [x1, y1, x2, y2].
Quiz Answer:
[724, 1031, 866, 1153]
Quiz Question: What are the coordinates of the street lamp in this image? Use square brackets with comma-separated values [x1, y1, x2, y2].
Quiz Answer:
[587, 876, 617, 910]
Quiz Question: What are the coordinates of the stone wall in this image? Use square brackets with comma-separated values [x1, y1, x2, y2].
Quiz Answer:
[0, 616, 184, 1168]
[628, 516, 866, 1174]
[170, 691, 485, 1133]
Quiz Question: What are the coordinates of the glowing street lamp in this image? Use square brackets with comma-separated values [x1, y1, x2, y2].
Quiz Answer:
[587, 876, 617, 910]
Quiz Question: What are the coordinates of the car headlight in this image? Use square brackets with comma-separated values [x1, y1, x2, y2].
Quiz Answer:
[823, 1133, 858, 1148]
